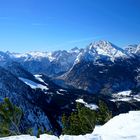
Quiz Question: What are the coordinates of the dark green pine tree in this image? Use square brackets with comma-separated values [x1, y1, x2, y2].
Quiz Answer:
[68, 112, 82, 135]
[97, 100, 112, 125]
[62, 101, 112, 135]
[0, 98, 22, 137]
[77, 103, 96, 134]
[62, 103, 97, 135]
[62, 114, 69, 134]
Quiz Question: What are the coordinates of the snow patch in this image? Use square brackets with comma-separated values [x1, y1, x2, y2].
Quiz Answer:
[19, 77, 49, 90]
[34, 74, 45, 83]
[111, 90, 140, 102]
[59, 89, 67, 92]
[117, 90, 131, 96]
[34, 74, 48, 86]
[56, 91, 64, 95]
[76, 99, 86, 104]
[111, 97, 132, 102]
[76, 99, 98, 110]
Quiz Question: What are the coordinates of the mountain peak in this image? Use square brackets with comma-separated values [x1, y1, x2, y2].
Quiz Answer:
[86, 40, 127, 59]
[88, 40, 121, 51]
[90, 40, 111, 47]
[74, 40, 127, 63]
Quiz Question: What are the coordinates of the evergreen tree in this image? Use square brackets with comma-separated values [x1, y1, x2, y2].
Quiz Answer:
[68, 112, 82, 135]
[0, 98, 22, 137]
[62, 101, 112, 135]
[62, 114, 69, 134]
[97, 100, 112, 125]
[62, 103, 96, 135]
[77, 103, 96, 134]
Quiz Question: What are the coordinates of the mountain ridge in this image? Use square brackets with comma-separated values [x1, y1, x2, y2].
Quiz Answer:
[0, 40, 139, 77]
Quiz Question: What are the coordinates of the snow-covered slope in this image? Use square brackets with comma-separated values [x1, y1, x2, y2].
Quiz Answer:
[9, 51, 52, 61]
[111, 90, 140, 102]
[1, 111, 140, 140]
[0, 40, 139, 78]
[8, 49, 80, 76]
[125, 44, 140, 55]
[19, 77, 49, 90]
[5, 40, 132, 76]
[92, 111, 140, 140]
[2, 41, 140, 67]
[75, 40, 128, 63]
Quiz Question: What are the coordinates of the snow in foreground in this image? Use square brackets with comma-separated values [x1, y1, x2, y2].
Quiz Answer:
[1, 111, 140, 140]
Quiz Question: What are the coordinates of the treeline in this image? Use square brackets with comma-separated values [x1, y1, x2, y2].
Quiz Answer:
[62, 100, 112, 135]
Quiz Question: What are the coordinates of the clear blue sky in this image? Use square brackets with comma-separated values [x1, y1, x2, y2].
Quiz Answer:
[0, 0, 140, 52]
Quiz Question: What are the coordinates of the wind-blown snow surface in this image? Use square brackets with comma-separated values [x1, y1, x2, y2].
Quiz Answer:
[1, 111, 140, 140]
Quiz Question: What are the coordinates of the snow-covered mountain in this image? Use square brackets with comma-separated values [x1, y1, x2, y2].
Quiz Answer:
[7, 48, 80, 76]
[125, 44, 140, 55]
[0, 40, 134, 77]
[0, 40, 140, 93]
[0, 40, 140, 94]
[0, 40, 139, 78]
[75, 40, 128, 63]
[52, 41, 140, 93]
[1, 111, 140, 140]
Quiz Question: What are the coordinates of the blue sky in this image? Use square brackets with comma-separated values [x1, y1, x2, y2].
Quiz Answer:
[0, 0, 140, 52]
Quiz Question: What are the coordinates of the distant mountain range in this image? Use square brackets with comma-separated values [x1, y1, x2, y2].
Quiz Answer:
[2, 40, 140, 93]
[0, 40, 140, 77]
[0, 40, 140, 135]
